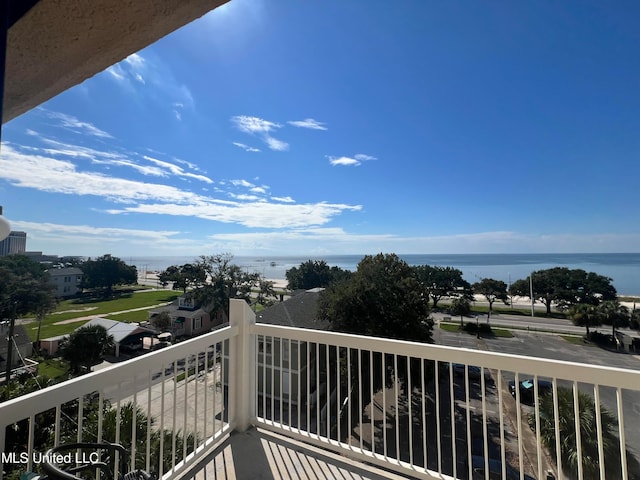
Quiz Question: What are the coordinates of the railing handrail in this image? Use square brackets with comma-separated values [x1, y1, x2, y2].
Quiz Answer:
[251, 322, 640, 390]
[0, 324, 237, 429]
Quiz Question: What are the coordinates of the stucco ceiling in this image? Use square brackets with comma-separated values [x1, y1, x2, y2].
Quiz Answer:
[2, 0, 229, 123]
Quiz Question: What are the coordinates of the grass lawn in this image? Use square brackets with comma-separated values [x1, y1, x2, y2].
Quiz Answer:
[38, 359, 70, 380]
[561, 335, 591, 346]
[25, 291, 181, 341]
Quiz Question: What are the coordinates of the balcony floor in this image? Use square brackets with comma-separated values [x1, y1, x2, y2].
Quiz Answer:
[183, 428, 411, 480]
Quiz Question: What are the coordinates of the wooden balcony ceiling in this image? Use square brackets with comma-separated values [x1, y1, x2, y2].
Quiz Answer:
[3, 0, 229, 123]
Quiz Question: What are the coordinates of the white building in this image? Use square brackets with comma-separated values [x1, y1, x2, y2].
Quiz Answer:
[47, 267, 83, 297]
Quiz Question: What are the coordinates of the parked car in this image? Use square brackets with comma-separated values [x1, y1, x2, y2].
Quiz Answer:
[439, 362, 491, 383]
[469, 455, 535, 480]
[508, 378, 552, 404]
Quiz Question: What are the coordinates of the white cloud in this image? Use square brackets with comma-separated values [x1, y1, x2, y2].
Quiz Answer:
[1, 143, 361, 229]
[143, 155, 213, 184]
[107, 201, 362, 228]
[231, 179, 255, 188]
[329, 156, 361, 166]
[250, 186, 267, 194]
[328, 153, 377, 166]
[272, 196, 295, 203]
[287, 118, 328, 130]
[125, 53, 145, 69]
[44, 110, 113, 138]
[104, 53, 194, 117]
[231, 115, 281, 134]
[232, 115, 289, 151]
[232, 142, 261, 152]
[265, 136, 289, 151]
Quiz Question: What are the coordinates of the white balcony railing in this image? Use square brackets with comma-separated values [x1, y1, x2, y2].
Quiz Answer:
[2, 299, 640, 480]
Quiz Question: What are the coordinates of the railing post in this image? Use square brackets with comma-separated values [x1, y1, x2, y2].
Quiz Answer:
[228, 298, 256, 432]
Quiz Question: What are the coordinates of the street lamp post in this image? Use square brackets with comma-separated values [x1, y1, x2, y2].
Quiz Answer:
[476, 315, 480, 339]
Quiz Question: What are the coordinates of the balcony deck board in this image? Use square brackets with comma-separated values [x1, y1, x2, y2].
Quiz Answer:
[182, 428, 411, 480]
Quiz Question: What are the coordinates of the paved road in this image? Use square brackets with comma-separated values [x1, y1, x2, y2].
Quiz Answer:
[434, 325, 640, 474]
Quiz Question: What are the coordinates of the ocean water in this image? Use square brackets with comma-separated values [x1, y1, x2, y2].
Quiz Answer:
[127, 253, 640, 296]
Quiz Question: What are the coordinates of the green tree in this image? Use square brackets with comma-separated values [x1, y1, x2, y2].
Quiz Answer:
[472, 278, 508, 320]
[451, 297, 472, 327]
[189, 253, 275, 320]
[568, 303, 601, 336]
[58, 325, 114, 373]
[286, 259, 352, 290]
[317, 253, 433, 342]
[80, 254, 137, 296]
[598, 300, 629, 338]
[530, 386, 640, 480]
[256, 278, 277, 308]
[158, 263, 206, 293]
[510, 268, 617, 315]
[413, 265, 472, 308]
[151, 311, 172, 332]
[0, 255, 57, 381]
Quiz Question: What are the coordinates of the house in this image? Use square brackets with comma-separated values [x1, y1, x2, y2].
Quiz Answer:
[77, 318, 155, 357]
[0, 322, 34, 376]
[254, 288, 328, 409]
[147, 295, 223, 339]
[47, 267, 83, 298]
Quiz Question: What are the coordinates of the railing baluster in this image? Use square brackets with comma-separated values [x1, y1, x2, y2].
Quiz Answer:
[280, 337, 284, 426]
[481, 367, 488, 480]
[449, 362, 456, 478]
[172, 360, 178, 471]
[195, 350, 199, 449]
[213, 344, 218, 434]
[146, 368, 152, 473]
[272, 336, 276, 424]
[498, 371, 506, 480]
[260, 337, 265, 421]
[573, 381, 583, 480]
[297, 339, 301, 434]
[435, 361, 442, 473]
[465, 365, 472, 480]
[421, 359, 427, 470]
[159, 363, 166, 479]
[394, 354, 399, 461]
[77, 395, 84, 443]
[221, 339, 226, 429]
[306, 341, 310, 433]
[204, 345, 209, 441]
[382, 352, 387, 458]
[552, 378, 562, 477]
[326, 343, 330, 439]
[594, 383, 605, 480]
[183, 356, 189, 461]
[359, 348, 364, 452]
[54, 404, 61, 447]
[316, 342, 320, 436]
[370, 349, 374, 455]
[131, 386, 137, 471]
[617, 387, 629, 480]
[289, 338, 292, 428]
[27, 415, 35, 473]
[535, 375, 542, 480]
[515, 371, 523, 479]
[408, 356, 413, 467]
[347, 346, 352, 449]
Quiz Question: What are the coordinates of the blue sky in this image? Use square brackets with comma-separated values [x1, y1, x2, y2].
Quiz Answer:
[1, 0, 639, 257]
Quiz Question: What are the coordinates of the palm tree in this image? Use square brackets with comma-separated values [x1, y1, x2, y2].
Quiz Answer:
[598, 300, 630, 338]
[568, 303, 601, 337]
[530, 386, 640, 479]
